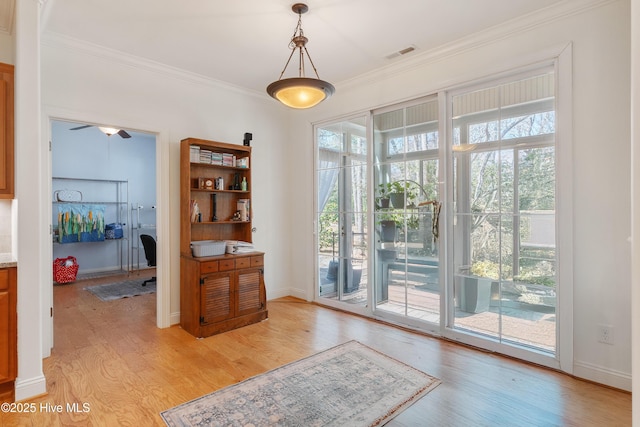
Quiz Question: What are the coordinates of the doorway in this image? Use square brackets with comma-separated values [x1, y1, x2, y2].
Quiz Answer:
[49, 119, 158, 344]
[315, 116, 369, 310]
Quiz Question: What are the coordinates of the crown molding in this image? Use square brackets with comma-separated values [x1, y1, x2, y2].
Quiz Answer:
[40, 31, 266, 100]
[337, 0, 616, 91]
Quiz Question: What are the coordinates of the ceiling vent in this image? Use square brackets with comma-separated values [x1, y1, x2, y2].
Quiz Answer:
[385, 45, 417, 60]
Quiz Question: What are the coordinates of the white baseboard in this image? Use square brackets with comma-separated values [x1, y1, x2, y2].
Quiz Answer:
[169, 311, 180, 326]
[15, 374, 47, 401]
[573, 359, 631, 391]
[268, 287, 308, 301]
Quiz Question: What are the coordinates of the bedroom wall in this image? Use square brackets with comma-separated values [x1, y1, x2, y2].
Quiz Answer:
[51, 121, 157, 273]
[288, 0, 632, 390]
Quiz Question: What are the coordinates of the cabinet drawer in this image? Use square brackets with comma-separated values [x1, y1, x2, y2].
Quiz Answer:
[200, 261, 218, 274]
[250, 256, 264, 267]
[0, 269, 7, 290]
[235, 257, 251, 269]
[219, 259, 235, 271]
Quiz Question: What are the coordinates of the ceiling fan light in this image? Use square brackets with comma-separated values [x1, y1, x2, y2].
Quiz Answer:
[98, 126, 120, 137]
[267, 77, 335, 109]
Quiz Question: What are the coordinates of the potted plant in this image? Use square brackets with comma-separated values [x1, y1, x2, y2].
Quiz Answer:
[375, 183, 391, 209]
[388, 180, 420, 209]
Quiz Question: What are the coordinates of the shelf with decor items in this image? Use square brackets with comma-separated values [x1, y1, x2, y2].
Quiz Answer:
[180, 137, 267, 338]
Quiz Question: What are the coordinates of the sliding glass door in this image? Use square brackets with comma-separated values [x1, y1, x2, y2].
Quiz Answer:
[449, 70, 557, 353]
[314, 66, 559, 362]
[372, 97, 442, 325]
[316, 116, 368, 307]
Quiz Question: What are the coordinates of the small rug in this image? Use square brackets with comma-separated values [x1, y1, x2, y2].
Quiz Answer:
[84, 279, 155, 301]
[160, 340, 441, 427]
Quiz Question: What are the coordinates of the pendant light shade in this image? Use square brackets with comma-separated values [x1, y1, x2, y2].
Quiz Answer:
[267, 3, 335, 109]
[267, 77, 334, 109]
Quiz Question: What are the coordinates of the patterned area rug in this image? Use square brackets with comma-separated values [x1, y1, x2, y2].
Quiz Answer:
[161, 340, 441, 427]
[84, 279, 156, 301]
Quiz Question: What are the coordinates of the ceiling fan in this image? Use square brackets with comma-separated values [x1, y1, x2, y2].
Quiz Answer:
[70, 124, 131, 139]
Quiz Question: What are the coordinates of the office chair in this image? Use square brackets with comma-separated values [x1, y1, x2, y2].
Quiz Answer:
[140, 234, 157, 286]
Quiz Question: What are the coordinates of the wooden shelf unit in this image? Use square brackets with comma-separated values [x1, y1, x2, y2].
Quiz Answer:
[180, 138, 267, 338]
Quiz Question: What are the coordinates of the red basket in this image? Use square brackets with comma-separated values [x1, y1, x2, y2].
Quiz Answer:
[53, 256, 79, 284]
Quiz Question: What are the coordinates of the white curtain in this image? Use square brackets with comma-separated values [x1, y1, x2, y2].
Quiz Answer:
[318, 148, 341, 212]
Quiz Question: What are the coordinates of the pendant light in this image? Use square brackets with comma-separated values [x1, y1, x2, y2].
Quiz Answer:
[267, 3, 335, 109]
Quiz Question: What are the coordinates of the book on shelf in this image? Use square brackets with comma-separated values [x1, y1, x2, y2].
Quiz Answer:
[190, 146, 200, 163]
[237, 199, 250, 222]
[211, 152, 223, 165]
[199, 149, 212, 164]
[190, 200, 200, 223]
[222, 153, 234, 167]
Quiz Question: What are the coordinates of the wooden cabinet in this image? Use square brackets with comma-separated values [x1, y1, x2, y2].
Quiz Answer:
[180, 138, 267, 338]
[0, 267, 17, 403]
[0, 63, 14, 199]
[181, 254, 266, 337]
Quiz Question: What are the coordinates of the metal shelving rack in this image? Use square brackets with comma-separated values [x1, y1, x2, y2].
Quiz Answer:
[52, 177, 129, 274]
[130, 203, 156, 271]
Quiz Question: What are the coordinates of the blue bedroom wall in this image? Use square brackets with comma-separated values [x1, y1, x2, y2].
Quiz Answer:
[51, 120, 157, 276]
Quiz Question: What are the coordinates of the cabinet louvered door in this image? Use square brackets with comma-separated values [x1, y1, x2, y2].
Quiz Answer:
[236, 268, 264, 317]
[200, 272, 234, 324]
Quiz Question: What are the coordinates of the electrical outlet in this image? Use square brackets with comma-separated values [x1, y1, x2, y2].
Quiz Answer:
[598, 325, 614, 345]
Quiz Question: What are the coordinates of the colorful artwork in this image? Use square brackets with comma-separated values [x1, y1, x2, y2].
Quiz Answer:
[57, 204, 105, 243]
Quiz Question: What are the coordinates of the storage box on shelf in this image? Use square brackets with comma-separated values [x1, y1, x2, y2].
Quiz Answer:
[180, 138, 267, 338]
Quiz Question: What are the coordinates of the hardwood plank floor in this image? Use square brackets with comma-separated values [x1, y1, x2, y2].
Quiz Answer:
[1, 273, 631, 426]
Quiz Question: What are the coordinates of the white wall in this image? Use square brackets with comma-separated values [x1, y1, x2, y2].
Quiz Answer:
[289, 1, 632, 389]
[40, 35, 293, 309]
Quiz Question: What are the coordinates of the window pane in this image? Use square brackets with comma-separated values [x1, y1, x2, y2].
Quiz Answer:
[452, 69, 556, 354]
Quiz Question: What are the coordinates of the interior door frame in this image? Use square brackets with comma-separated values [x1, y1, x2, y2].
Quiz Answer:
[42, 109, 170, 356]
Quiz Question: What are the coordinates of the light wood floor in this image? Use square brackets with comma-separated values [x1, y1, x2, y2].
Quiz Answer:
[1, 273, 631, 426]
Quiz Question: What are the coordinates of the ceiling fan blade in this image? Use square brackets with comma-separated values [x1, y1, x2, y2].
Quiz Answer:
[118, 130, 132, 139]
[70, 125, 93, 131]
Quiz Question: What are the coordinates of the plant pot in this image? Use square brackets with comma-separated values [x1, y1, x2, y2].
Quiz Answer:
[377, 248, 397, 261]
[457, 275, 492, 313]
[389, 193, 405, 209]
[378, 198, 390, 209]
[326, 260, 339, 280]
[379, 220, 397, 242]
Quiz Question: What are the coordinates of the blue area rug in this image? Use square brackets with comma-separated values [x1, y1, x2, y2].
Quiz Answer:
[161, 340, 441, 426]
[84, 279, 155, 302]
